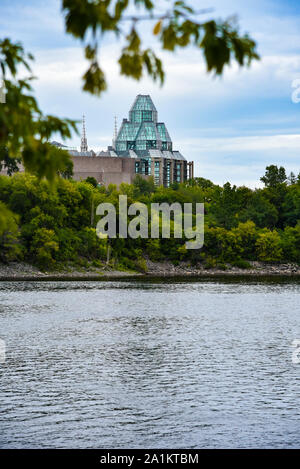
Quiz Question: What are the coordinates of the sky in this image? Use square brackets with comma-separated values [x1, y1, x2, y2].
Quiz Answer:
[1, 0, 300, 187]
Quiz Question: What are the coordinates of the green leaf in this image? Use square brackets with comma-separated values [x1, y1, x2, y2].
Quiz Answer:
[153, 20, 162, 35]
[82, 61, 107, 95]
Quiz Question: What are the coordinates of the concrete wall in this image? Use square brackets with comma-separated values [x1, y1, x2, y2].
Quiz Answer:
[1, 155, 190, 186]
[72, 156, 136, 186]
[0, 156, 137, 187]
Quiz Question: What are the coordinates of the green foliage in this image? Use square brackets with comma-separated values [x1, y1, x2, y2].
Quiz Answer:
[0, 201, 22, 262]
[282, 185, 300, 227]
[0, 146, 21, 175]
[146, 239, 163, 261]
[232, 221, 258, 259]
[200, 19, 259, 74]
[0, 174, 108, 269]
[59, 158, 74, 179]
[239, 191, 278, 229]
[209, 183, 252, 229]
[61, 0, 259, 95]
[133, 174, 156, 196]
[30, 228, 59, 269]
[85, 176, 98, 188]
[77, 227, 107, 260]
[281, 224, 300, 264]
[230, 259, 251, 269]
[0, 38, 78, 182]
[255, 230, 282, 263]
[185, 177, 214, 189]
[1, 164, 300, 270]
[260, 165, 287, 188]
[0, 1, 259, 226]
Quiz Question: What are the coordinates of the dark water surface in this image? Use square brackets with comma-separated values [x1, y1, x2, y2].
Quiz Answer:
[0, 278, 299, 448]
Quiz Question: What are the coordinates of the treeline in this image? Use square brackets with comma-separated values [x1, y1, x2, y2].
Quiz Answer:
[0, 165, 299, 271]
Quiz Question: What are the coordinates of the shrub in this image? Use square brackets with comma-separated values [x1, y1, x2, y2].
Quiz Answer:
[0, 201, 23, 262]
[231, 259, 251, 269]
[85, 176, 98, 188]
[30, 228, 59, 269]
[255, 230, 282, 262]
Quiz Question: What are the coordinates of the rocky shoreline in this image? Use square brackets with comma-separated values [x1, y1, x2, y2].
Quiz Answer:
[145, 260, 300, 277]
[0, 260, 300, 280]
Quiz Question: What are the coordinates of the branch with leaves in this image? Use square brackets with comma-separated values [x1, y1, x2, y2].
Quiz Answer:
[0, 39, 78, 182]
[62, 0, 259, 95]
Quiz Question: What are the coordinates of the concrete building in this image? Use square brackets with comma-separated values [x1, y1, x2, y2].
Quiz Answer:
[68, 94, 194, 187]
[1, 95, 194, 187]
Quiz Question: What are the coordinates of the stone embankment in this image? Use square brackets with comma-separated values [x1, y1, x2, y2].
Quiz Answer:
[0, 260, 299, 280]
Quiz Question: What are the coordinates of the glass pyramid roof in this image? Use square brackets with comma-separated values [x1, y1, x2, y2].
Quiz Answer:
[115, 94, 180, 157]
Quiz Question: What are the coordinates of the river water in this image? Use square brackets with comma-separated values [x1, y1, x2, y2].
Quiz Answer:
[0, 278, 299, 448]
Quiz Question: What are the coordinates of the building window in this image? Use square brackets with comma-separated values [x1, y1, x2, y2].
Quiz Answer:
[163, 161, 171, 187]
[127, 141, 135, 150]
[146, 140, 156, 149]
[142, 110, 152, 122]
[173, 162, 181, 183]
[116, 142, 126, 151]
[154, 160, 160, 184]
[132, 110, 142, 123]
[136, 140, 146, 150]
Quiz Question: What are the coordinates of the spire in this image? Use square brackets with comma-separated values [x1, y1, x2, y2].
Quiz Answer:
[81, 114, 88, 152]
[112, 115, 118, 149]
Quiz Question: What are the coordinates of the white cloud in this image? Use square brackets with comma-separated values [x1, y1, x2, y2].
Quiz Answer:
[178, 134, 300, 153]
[32, 43, 300, 108]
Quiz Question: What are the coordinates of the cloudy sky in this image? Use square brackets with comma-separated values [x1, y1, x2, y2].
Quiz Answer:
[1, 0, 300, 187]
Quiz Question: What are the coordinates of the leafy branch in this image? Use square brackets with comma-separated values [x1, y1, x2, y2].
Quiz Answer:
[0, 39, 78, 181]
[62, 0, 259, 95]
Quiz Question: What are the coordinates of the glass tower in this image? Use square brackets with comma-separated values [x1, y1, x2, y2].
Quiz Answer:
[114, 94, 189, 187]
[115, 95, 172, 155]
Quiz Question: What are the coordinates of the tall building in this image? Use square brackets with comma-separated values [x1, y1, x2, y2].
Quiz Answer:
[47, 94, 194, 187]
[113, 95, 194, 186]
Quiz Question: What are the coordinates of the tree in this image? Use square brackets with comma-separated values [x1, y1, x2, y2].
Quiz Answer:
[239, 190, 278, 229]
[85, 176, 98, 187]
[1, 172, 300, 268]
[260, 165, 287, 188]
[0, 201, 22, 262]
[232, 221, 257, 260]
[184, 177, 214, 189]
[209, 182, 252, 229]
[281, 224, 300, 263]
[255, 230, 282, 262]
[288, 171, 297, 185]
[59, 158, 74, 179]
[133, 174, 156, 196]
[282, 185, 300, 227]
[30, 228, 59, 269]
